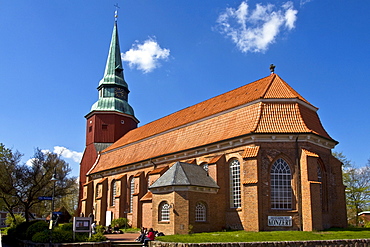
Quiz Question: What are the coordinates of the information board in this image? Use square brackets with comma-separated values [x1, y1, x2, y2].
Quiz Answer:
[73, 217, 92, 232]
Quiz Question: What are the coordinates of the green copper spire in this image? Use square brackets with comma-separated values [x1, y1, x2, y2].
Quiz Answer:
[90, 12, 135, 116]
[99, 20, 127, 88]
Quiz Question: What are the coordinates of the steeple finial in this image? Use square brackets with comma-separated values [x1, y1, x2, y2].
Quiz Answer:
[114, 3, 120, 22]
[270, 64, 276, 74]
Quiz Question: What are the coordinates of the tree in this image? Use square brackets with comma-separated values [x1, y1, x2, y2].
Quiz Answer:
[0, 143, 23, 222]
[0, 144, 77, 222]
[333, 151, 370, 226]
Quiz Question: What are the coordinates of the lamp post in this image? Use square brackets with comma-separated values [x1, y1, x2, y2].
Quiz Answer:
[50, 170, 57, 244]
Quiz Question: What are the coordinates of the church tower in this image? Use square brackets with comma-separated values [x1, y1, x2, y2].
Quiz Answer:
[79, 11, 139, 213]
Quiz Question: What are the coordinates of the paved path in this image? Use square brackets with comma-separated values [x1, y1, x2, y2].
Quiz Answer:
[105, 233, 139, 242]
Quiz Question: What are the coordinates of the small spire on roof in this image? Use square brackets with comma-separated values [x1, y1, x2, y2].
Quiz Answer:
[114, 3, 120, 22]
[270, 64, 276, 74]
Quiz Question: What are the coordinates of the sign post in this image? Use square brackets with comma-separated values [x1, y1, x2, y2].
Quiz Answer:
[73, 217, 92, 240]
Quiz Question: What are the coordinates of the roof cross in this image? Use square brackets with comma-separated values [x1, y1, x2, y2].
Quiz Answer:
[270, 64, 276, 74]
[114, 3, 120, 21]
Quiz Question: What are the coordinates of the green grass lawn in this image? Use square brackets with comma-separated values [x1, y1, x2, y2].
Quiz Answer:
[156, 228, 370, 243]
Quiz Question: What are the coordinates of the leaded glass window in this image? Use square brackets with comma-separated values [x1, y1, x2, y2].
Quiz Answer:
[195, 202, 206, 222]
[159, 202, 170, 222]
[111, 180, 116, 206]
[129, 177, 135, 213]
[230, 159, 241, 208]
[270, 158, 292, 210]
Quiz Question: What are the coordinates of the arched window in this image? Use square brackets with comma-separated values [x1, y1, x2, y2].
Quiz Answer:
[270, 158, 292, 210]
[111, 180, 116, 206]
[159, 202, 170, 222]
[229, 159, 241, 208]
[195, 202, 206, 222]
[129, 177, 135, 213]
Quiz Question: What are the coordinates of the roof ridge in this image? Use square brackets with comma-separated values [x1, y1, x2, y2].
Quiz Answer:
[260, 73, 276, 98]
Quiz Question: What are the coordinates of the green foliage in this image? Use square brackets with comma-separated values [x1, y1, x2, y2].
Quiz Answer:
[52, 229, 74, 243]
[5, 213, 25, 228]
[0, 143, 77, 223]
[188, 224, 193, 234]
[12, 220, 38, 240]
[334, 151, 370, 226]
[95, 224, 105, 234]
[59, 222, 73, 231]
[32, 229, 74, 243]
[31, 230, 50, 243]
[87, 232, 106, 242]
[26, 220, 48, 240]
[0, 227, 8, 234]
[122, 227, 140, 233]
[364, 221, 370, 228]
[156, 228, 370, 243]
[111, 217, 129, 228]
[333, 151, 352, 168]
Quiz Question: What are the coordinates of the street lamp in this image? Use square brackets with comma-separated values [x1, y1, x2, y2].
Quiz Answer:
[50, 170, 57, 244]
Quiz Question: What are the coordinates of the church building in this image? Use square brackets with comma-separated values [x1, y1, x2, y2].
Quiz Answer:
[79, 15, 347, 234]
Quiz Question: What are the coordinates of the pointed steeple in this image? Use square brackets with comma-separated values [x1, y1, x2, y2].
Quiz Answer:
[89, 11, 135, 117]
[99, 20, 127, 89]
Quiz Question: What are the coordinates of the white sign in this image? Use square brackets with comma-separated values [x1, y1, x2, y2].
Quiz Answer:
[268, 216, 292, 226]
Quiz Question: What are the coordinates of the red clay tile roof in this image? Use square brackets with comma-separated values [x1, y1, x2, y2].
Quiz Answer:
[209, 155, 223, 164]
[140, 191, 152, 201]
[242, 180, 258, 185]
[88, 74, 334, 174]
[148, 166, 169, 175]
[97, 177, 107, 184]
[242, 146, 260, 158]
[302, 148, 319, 157]
[104, 74, 309, 153]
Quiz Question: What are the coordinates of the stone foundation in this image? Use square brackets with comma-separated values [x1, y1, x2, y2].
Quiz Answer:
[151, 239, 370, 247]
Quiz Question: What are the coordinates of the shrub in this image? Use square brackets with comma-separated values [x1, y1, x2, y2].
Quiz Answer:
[5, 213, 25, 228]
[31, 230, 50, 243]
[52, 229, 74, 243]
[59, 222, 73, 231]
[13, 221, 38, 239]
[111, 218, 129, 228]
[95, 224, 105, 234]
[26, 221, 48, 240]
[32, 229, 74, 243]
[87, 232, 106, 242]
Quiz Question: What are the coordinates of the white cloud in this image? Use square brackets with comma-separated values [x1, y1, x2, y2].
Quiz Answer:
[122, 38, 170, 73]
[26, 146, 83, 166]
[300, 0, 312, 7]
[53, 146, 83, 163]
[26, 158, 37, 167]
[216, 1, 298, 53]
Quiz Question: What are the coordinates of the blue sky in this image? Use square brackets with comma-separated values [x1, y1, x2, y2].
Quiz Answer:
[1, 0, 369, 177]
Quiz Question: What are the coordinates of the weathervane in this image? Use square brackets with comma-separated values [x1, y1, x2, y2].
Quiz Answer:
[270, 64, 276, 74]
[114, 3, 120, 22]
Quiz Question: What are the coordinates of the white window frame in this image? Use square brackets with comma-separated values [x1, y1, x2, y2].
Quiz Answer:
[111, 180, 116, 206]
[270, 158, 292, 210]
[230, 159, 241, 208]
[129, 177, 135, 213]
[195, 202, 206, 222]
[159, 202, 170, 222]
